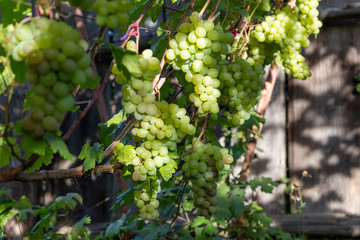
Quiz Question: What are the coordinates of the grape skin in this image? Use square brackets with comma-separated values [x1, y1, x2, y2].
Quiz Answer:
[10, 18, 92, 139]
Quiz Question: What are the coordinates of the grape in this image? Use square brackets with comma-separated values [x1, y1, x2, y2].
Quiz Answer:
[93, 0, 132, 28]
[248, 0, 321, 79]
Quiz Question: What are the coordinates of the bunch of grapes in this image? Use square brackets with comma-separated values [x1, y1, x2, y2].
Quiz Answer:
[114, 46, 161, 121]
[219, 57, 265, 126]
[93, 0, 133, 29]
[131, 101, 196, 144]
[130, 101, 197, 181]
[131, 141, 171, 182]
[181, 141, 234, 217]
[14, 18, 92, 139]
[165, 11, 235, 115]
[248, 0, 322, 79]
[134, 182, 161, 219]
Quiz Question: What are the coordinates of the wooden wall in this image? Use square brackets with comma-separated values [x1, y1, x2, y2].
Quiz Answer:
[254, 0, 360, 236]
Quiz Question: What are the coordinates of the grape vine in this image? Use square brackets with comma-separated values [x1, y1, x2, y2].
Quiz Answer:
[0, 0, 323, 238]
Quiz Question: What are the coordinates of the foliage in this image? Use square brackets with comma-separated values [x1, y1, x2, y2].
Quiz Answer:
[0, 0, 322, 239]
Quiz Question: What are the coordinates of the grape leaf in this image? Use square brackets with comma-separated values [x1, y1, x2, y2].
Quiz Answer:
[136, 222, 170, 240]
[0, 0, 31, 26]
[113, 187, 136, 212]
[110, 44, 140, 79]
[0, 142, 11, 168]
[44, 133, 73, 161]
[78, 143, 104, 172]
[229, 187, 246, 218]
[55, 193, 82, 210]
[98, 110, 126, 146]
[214, 184, 232, 221]
[149, 32, 168, 59]
[21, 135, 47, 156]
[10, 57, 26, 84]
[256, 0, 271, 11]
[68, 216, 91, 240]
[159, 162, 176, 182]
[105, 216, 126, 237]
[191, 217, 217, 236]
[112, 143, 136, 165]
[26, 147, 54, 172]
[249, 177, 278, 193]
[239, 9, 250, 18]
[0, 65, 13, 94]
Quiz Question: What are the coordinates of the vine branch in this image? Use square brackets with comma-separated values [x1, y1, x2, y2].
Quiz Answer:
[241, 63, 279, 180]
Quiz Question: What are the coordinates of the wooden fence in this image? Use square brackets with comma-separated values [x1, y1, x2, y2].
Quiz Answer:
[253, 0, 360, 237]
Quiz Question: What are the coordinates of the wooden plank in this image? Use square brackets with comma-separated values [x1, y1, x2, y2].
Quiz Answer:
[252, 67, 287, 214]
[288, 24, 360, 215]
[271, 214, 360, 237]
[318, 0, 360, 11]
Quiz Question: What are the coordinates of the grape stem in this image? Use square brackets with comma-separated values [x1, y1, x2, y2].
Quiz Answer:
[241, 63, 279, 180]
[120, 0, 155, 47]
[175, 114, 209, 160]
[62, 60, 115, 141]
[103, 116, 137, 158]
[170, 181, 188, 227]
[153, 0, 196, 91]
[90, 27, 106, 61]
[64, 0, 154, 140]
[208, 0, 222, 20]
[221, 0, 229, 25]
[235, 0, 262, 56]
[199, 0, 211, 19]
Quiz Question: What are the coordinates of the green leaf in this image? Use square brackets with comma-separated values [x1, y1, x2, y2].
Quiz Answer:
[229, 187, 246, 218]
[249, 177, 278, 193]
[191, 217, 217, 236]
[257, 0, 271, 11]
[0, 142, 11, 168]
[112, 143, 136, 165]
[250, 211, 272, 227]
[44, 133, 73, 161]
[10, 57, 26, 83]
[159, 163, 176, 182]
[113, 187, 135, 212]
[239, 9, 250, 18]
[55, 193, 82, 210]
[78, 143, 104, 172]
[26, 147, 54, 172]
[149, 32, 168, 59]
[0, 65, 13, 94]
[21, 135, 47, 156]
[105, 216, 126, 237]
[109, 44, 140, 79]
[68, 216, 91, 240]
[214, 184, 232, 220]
[83, 76, 101, 90]
[137, 222, 170, 240]
[0, 0, 31, 26]
[98, 111, 126, 146]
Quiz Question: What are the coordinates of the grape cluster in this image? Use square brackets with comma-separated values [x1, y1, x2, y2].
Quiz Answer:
[219, 57, 265, 126]
[116, 46, 162, 120]
[248, 1, 322, 79]
[131, 141, 170, 182]
[16, 18, 92, 139]
[134, 183, 161, 219]
[93, 0, 133, 29]
[181, 141, 233, 217]
[131, 102, 196, 144]
[166, 11, 235, 115]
